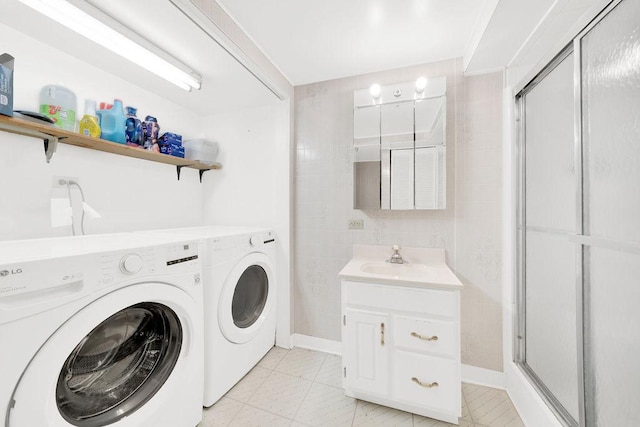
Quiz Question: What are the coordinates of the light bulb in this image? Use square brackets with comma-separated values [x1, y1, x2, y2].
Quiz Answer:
[370, 83, 381, 99]
[415, 77, 428, 93]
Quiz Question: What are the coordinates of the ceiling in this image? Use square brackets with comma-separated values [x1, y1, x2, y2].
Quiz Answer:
[217, 0, 610, 85]
[217, 0, 490, 85]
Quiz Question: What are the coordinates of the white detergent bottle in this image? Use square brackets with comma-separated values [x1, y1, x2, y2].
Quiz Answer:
[39, 84, 77, 131]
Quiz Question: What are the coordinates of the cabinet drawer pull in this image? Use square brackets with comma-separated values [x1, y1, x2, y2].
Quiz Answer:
[381, 322, 385, 346]
[411, 377, 439, 388]
[411, 332, 438, 341]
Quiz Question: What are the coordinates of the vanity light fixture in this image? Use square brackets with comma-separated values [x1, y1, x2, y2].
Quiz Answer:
[370, 83, 382, 99]
[17, 0, 202, 91]
[415, 76, 428, 94]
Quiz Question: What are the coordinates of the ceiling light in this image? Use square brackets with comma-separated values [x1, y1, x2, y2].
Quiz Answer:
[415, 77, 428, 93]
[17, 0, 202, 91]
[370, 84, 381, 99]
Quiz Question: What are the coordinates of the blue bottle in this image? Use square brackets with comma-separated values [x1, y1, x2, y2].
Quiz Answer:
[97, 99, 126, 144]
[125, 106, 143, 147]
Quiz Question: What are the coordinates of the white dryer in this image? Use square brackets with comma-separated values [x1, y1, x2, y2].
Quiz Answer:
[0, 233, 204, 427]
[144, 226, 277, 407]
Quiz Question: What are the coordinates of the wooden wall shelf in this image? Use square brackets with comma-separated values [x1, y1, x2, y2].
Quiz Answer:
[0, 115, 221, 181]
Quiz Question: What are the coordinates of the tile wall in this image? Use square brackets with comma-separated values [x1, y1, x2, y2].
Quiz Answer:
[293, 59, 503, 371]
[456, 73, 504, 371]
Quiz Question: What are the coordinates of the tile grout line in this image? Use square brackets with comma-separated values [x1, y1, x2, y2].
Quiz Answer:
[226, 395, 297, 425]
[264, 348, 289, 371]
[241, 365, 275, 404]
[462, 386, 474, 423]
[222, 398, 245, 427]
[288, 354, 326, 424]
[224, 354, 284, 425]
[228, 350, 326, 425]
[350, 398, 359, 427]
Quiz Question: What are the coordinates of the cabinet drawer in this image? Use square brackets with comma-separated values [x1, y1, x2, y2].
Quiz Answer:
[394, 316, 457, 357]
[393, 351, 459, 413]
[344, 281, 457, 318]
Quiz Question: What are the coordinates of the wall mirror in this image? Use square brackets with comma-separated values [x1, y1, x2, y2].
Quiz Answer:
[353, 77, 446, 210]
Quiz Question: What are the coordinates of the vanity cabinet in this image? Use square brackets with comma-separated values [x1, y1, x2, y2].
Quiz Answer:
[341, 280, 461, 424]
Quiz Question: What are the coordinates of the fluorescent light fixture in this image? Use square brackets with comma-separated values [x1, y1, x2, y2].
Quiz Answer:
[17, 0, 202, 91]
[370, 83, 381, 99]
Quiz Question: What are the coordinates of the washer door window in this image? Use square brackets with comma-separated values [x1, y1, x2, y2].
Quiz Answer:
[232, 265, 269, 329]
[57, 302, 182, 426]
[219, 252, 275, 344]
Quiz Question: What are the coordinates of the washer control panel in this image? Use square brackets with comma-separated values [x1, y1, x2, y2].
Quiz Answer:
[99, 241, 200, 286]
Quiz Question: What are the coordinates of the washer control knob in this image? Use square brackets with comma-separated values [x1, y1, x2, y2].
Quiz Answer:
[120, 253, 143, 275]
[249, 236, 256, 246]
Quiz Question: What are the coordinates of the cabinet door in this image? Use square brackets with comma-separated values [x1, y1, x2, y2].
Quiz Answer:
[344, 308, 389, 396]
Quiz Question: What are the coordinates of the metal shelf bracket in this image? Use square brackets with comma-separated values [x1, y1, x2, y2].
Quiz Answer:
[44, 136, 59, 163]
[176, 165, 185, 180]
[0, 121, 60, 163]
[199, 169, 211, 183]
[177, 165, 211, 183]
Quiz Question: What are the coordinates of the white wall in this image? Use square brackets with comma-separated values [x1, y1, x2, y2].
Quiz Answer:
[294, 59, 460, 343]
[0, 23, 204, 240]
[456, 72, 504, 373]
[293, 59, 506, 372]
[201, 99, 292, 347]
[201, 103, 279, 227]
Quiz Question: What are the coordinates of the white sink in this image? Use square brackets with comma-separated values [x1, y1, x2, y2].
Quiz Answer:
[339, 245, 462, 289]
[360, 262, 431, 280]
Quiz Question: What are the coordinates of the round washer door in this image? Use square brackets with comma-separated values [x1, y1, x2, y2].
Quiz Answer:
[8, 283, 197, 427]
[218, 252, 275, 344]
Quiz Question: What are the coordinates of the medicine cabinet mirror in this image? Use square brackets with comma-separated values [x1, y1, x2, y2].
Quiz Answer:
[353, 77, 446, 210]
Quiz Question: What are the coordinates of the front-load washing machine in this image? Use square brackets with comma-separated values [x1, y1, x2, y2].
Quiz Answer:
[0, 233, 204, 427]
[143, 226, 276, 406]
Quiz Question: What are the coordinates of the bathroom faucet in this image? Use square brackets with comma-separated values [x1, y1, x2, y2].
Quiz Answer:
[388, 245, 404, 264]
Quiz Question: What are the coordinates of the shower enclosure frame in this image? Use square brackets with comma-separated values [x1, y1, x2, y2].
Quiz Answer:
[513, 1, 625, 426]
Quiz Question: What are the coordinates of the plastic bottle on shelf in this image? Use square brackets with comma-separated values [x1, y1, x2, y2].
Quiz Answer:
[125, 106, 143, 147]
[39, 84, 77, 131]
[78, 99, 101, 138]
[96, 99, 126, 144]
[142, 115, 160, 152]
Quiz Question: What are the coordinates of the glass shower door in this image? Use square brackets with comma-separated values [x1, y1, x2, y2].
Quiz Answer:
[581, 0, 640, 424]
[519, 49, 580, 425]
[516, 1, 640, 425]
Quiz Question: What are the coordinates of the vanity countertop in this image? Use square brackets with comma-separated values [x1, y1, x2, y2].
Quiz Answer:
[338, 244, 463, 290]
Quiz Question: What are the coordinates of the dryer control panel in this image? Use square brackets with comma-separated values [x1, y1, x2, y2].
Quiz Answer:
[210, 231, 275, 260]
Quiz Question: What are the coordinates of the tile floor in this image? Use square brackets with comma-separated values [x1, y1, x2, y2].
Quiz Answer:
[200, 347, 525, 427]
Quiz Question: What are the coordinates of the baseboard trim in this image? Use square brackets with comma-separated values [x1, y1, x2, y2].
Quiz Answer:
[291, 334, 341, 355]
[461, 364, 506, 389]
